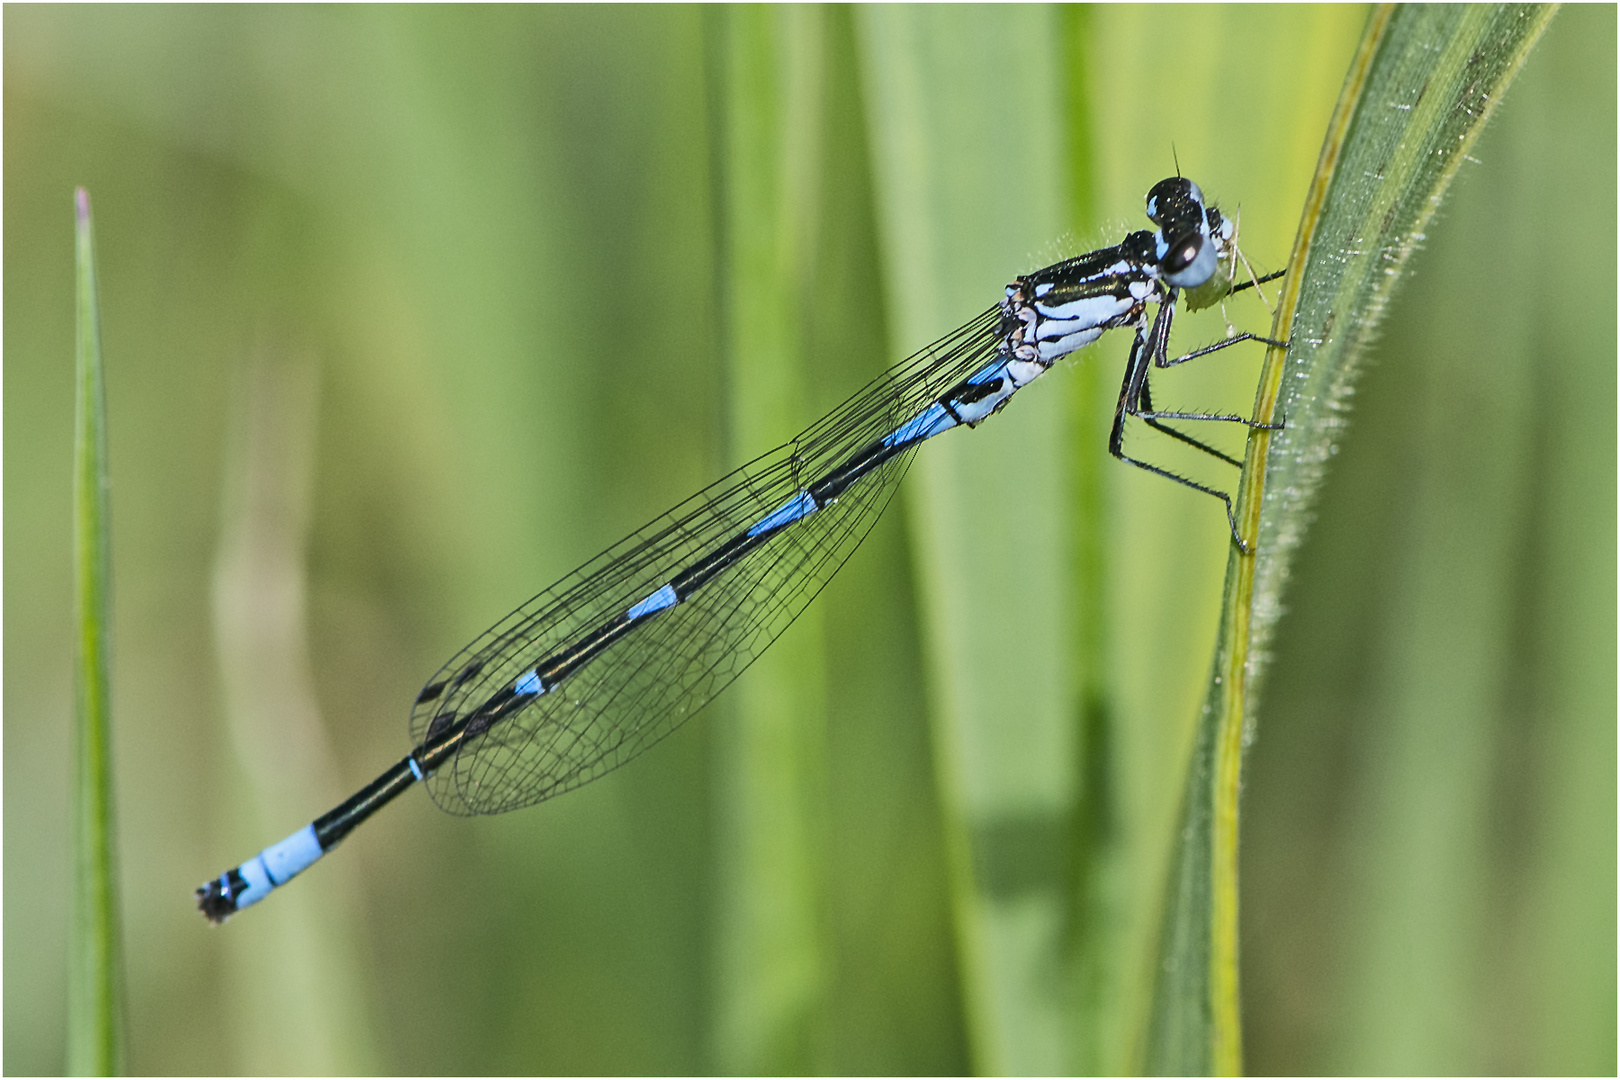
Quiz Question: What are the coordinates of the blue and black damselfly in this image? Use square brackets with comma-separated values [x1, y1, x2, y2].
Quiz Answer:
[197, 177, 1285, 922]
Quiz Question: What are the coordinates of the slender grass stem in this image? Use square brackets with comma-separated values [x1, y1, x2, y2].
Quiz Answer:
[69, 187, 125, 1078]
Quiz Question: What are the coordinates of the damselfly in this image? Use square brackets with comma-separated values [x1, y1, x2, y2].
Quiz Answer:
[197, 176, 1284, 922]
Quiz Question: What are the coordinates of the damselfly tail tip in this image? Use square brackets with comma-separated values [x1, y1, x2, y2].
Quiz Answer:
[195, 877, 237, 925]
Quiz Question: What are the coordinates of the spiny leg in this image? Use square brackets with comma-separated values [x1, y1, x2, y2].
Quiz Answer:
[1137, 290, 1286, 436]
[1113, 446, 1250, 552]
[1137, 378, 1244, 468]
[1155, 330, 1290, 370]
[1110, 285, 1301, 549]
[1132, 291, 1282, 454]
[1109, 321, 1156, 460]
[1109, 313, 1251, 551]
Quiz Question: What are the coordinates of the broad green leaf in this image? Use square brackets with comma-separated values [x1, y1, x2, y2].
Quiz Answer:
[1145, 6, 1556, 1075]
[1076, 8, 1365, 1074]
[69, 188, 124, 1077]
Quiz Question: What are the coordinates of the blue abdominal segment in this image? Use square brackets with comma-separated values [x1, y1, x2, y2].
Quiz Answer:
[626, 584, 678, 620]
[746, 490, 819, 538]
[881, 402, 956, 448]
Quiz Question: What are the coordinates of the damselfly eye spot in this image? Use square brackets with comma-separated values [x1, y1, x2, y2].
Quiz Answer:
[1165, 236, 1203, 274]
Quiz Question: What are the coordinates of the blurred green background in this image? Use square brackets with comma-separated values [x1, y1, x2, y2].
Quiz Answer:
[5, 5, 1611, 1075]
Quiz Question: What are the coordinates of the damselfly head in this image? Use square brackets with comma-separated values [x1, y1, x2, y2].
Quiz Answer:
[1145, 177, 1218, 290]
[1146, 176, 1240, 311]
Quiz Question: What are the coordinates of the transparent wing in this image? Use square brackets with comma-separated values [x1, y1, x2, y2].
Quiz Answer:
[409, 307, 1005, 815]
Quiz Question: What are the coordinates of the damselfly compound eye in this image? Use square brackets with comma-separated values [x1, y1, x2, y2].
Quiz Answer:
[1164, 228, 1219, 288]
[1146, 177, 1204, 225]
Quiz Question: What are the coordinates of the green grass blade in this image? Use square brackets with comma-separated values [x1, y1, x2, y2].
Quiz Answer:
[1057, 8, 1119, 1070]
[1145, 6, 1557, 1074]
[209, 349, 382, 1074]
[1075, 10, 1365, 1072]
[68, 187, 125, 1077]
[710, 7, 831, 1072]
[858, 8, 1073, 1073]
[1250, 3, 1558, 688]
[1241, 7, 1613, 1070]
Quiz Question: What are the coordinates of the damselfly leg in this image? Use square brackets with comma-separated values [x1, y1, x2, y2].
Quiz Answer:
[1109, 270, 1289, 553]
